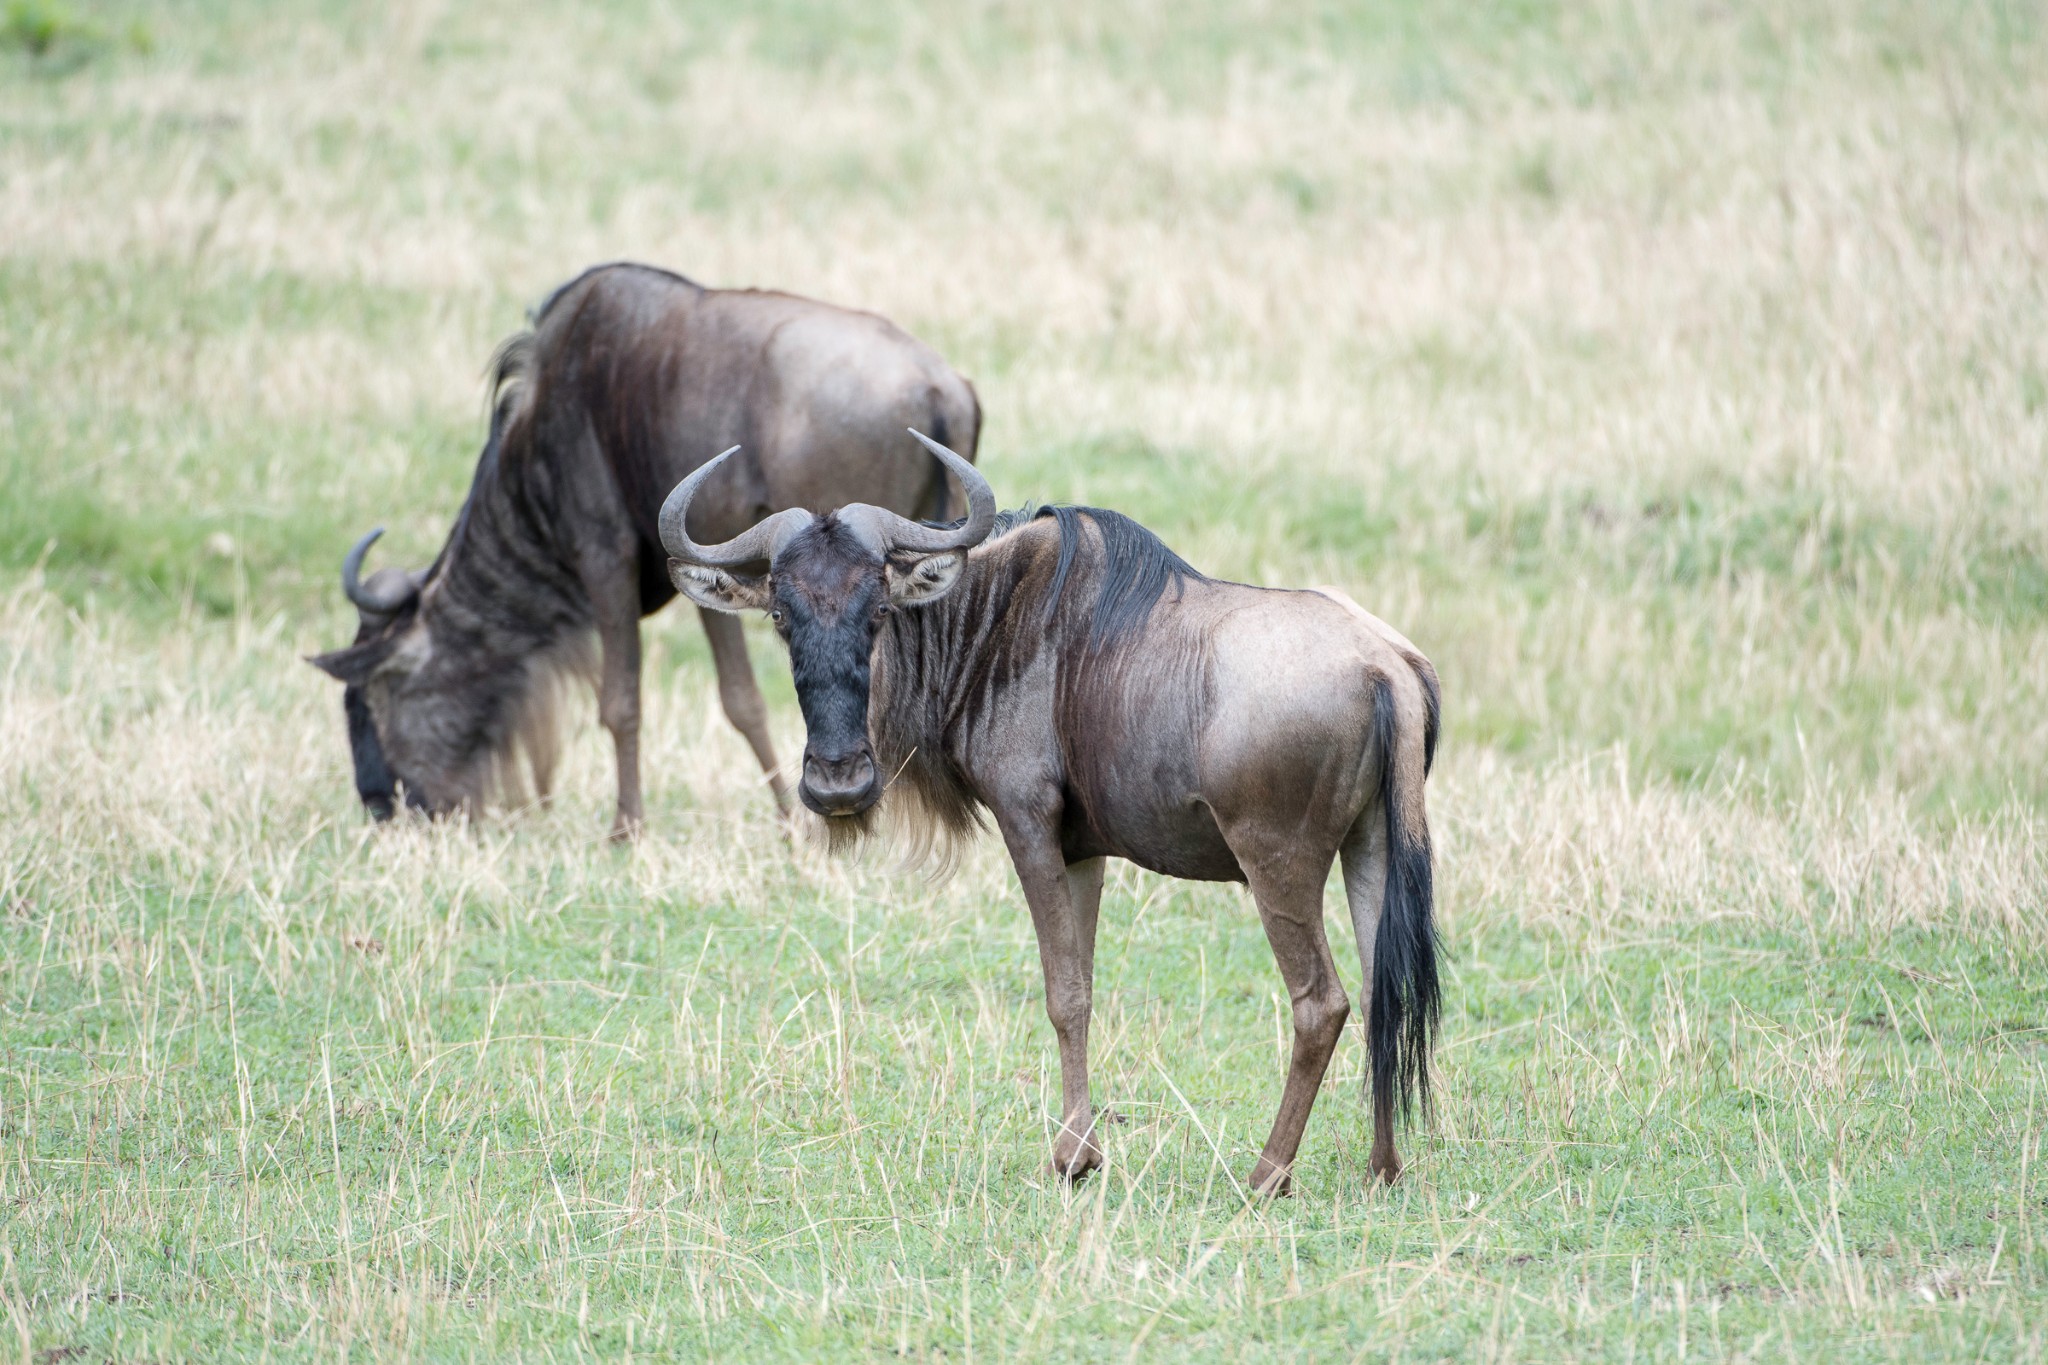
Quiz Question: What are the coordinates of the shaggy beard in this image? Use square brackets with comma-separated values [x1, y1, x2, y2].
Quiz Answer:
[802, 778, 975, 883]
[814, 803, 881, 856]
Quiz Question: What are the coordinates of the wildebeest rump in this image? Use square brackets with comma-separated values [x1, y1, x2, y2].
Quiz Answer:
[660, 435, 1441, 1192]
[308, 263, 982, 838]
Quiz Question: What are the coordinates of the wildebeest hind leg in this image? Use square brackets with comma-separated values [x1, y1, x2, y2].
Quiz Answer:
[1241, 862, 1351, 1197]
[1067, 856, 1106, 990]
[1341, 810, 1402, 1184]
[699, 608, 792, 816]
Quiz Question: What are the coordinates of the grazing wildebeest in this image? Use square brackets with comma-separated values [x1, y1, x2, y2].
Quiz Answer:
[308, 263, 981, 839]
[660, 434, 1441, 1192]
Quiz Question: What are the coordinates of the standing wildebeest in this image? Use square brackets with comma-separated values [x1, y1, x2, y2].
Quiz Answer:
[308, 263, 981, 839]
[659, 434, 1441, 1192]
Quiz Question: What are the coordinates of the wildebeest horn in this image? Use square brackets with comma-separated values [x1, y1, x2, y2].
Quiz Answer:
[659, 447, 814, 569]
[341, 528, 419, 614]
[837, 430, 997, 555]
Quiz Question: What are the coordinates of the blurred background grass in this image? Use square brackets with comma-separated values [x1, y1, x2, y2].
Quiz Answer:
[4, 0, 2043, 811]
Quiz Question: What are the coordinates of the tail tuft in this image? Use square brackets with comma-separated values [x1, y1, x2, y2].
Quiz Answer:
[1369, 672, 1440, 1125]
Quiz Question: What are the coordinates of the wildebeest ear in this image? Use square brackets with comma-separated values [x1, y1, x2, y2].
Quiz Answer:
[886, 550, 967, 607]
[670, 560, 771, 614]
[306, 633, 400, 685]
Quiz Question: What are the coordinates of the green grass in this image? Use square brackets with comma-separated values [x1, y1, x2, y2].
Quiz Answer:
[3, 679, 2042, 1358]
[10, 855, 2044, 1358]
[3, 0, 2046, 1358]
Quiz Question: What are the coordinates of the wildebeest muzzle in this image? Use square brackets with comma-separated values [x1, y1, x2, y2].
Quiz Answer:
[799, 746, 881, 816]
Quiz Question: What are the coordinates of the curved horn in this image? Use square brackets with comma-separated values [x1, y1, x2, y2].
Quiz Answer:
[839, 430, 997, 555]
[658, 446, 814, 569]
[341, 528, 418, 614]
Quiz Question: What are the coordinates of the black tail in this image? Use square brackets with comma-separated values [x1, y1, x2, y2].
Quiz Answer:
[926, 400, 953, 524]
[1369, 671, 1440, 1127]
[920, 379, 982, 526]
[961, 377, 983, 459]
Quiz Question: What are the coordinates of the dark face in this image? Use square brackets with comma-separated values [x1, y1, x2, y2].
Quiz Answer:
[341, 685, 438, 820]
[343, 684, 399, 819]
[311, 615, 481, 820]
[670, 514, 970, 820]
[772, 530, 892, 817]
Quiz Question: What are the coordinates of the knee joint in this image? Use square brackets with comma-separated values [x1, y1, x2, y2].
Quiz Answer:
[1045, 986, 1092, 1036]
[1294, 989, 1349, 1046]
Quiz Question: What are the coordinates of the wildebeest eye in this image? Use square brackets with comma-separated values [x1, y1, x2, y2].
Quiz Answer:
[769, 609, 785, 626]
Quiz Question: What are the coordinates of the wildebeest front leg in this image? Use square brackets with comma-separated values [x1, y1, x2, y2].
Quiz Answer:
[1243, 865, 1351, 1197]
[586, 569, 645, 842]
[1001, 826, 1104, 1181]
[698, 608, 792, 815]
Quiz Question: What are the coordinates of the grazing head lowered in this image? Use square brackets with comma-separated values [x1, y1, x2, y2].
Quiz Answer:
[307, 513, 586, 822]
[319, 528, 427, 820]
[664, 431, 1444, 1197]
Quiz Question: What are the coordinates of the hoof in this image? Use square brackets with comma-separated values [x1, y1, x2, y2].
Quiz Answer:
[1248, 1157, 1294, 1198]
[1370, 1147, 1405, 1186]
[1049, 1136, 1104, 1184]
[607, 817, 642, 845]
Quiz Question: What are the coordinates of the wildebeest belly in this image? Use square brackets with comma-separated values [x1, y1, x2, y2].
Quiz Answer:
[1056, 744, 1247, 882]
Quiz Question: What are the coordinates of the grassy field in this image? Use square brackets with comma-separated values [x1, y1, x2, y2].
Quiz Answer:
[4, 0, 2047, 1358]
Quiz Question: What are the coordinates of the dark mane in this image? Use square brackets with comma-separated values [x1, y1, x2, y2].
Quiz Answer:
[403, 341, 597, 804]
[424, 335, 530, 585]
[1031, 505, 1204, 649]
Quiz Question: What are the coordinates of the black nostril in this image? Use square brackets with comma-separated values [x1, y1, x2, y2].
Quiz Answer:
[806, 752, 874, 781]
[800, 750, 881, 814]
